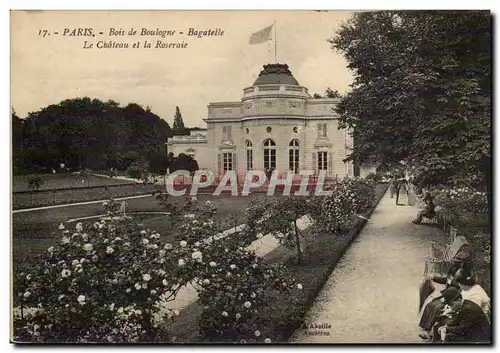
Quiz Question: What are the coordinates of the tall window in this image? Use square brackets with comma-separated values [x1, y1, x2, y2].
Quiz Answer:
[223, 153, 233, 171]
[289, 139, 300, 174]
[317, 151, 328, 171]
[263, 139, 276, 170]
[246, 140, 253, 171]
[317, 123, 327, 139]
[222, 125, 232, 140]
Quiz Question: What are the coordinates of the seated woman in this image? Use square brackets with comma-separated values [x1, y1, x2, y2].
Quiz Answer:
[413, 193, 435, 224]
[455, 269, 490, 320]
[435, 269, 491, 343]
[418, 260, 473, 340]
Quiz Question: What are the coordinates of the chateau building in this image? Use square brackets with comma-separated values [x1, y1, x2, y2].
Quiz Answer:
[166, 63, 357, 181]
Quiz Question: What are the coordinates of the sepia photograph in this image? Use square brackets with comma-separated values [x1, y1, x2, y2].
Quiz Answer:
[9, 9, 492, 344]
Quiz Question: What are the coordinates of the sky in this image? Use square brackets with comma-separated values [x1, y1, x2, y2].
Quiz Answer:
[11, 10, 355, 127]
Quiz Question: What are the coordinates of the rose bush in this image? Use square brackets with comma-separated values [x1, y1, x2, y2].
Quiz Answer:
[316, 178, 376, 234]
[194, 236, 302, 342]
[13, 202, 201, 343]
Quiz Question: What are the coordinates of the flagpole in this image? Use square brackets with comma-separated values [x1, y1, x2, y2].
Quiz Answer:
[274, 20, 277, 63]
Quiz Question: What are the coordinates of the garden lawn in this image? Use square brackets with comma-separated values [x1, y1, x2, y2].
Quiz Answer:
[12, 193, 266, 267]
[12, 173, 135, 192]
[163, 183, 387, 342]
[12, 184, 157, 210]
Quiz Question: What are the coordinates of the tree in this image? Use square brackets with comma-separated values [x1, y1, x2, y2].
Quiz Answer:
[330, 11, 491, 210]
[16, 98, 173, 173]
[172, 106, 187, 135]
[169, 153, 199, 176]
[312, 88, 342, 99]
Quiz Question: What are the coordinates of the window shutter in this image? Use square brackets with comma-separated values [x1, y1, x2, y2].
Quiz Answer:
[312, 152, 317, 174]
[317, 124, 321, 139]
[217, 153, 222, 174]
[328, 151, 333, 177]
[232, 153, 237, 171]
[228, 126, 232, 140]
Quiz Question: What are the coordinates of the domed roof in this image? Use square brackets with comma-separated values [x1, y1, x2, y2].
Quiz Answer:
[253, 63, 300, 86]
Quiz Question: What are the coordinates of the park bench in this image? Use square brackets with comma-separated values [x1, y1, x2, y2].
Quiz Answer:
[423, 226, 470, 278]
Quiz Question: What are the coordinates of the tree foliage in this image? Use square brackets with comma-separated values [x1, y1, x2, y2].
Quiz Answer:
[331, 11, 491, 194]
[172, 106, 187, 136]
[169, 153, 199, 176]
[14, 98, 173, 173]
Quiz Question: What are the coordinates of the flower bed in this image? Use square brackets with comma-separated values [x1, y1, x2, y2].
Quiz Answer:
[12, 198, 302, 343]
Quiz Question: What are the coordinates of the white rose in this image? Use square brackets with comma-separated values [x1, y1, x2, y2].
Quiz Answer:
[162, 279, 168, 286]
[117, 307, 124, 314]
[58, 294, 65, 301]
[23, 291, 31, 298]
[76, 222, 83, 232]
[164, 243, 172, 250]
[235, 313, 241, 319]
[142, 238, 149, 245]
[150, 289, 157, 295]
[264, 338, 271, 343]
[71, 259, 79, 267]
[143, 274, 151, 282]
[205, 200, 211, 206]
[26, 274, 32, 281]
[61, 236, 70, 245]
[47, 246, 54, 253]
[82, 243, 93, 252]
[140, 230, 147, 235]
[126, 288, 131, 293]
[159, 249, 166, 257]
[297, 283, 303, 290]
[77, 295, 86, 305]
[82, 234, 89, 242]
[230, 264, 236, 270]
[134, 283, 142, 290]
[244, 301, 251, 308]
[209, 261, 217, 267]
[222, 311, 228, 317]
[61, 269, 71, 278]
[254, 330, 261, 337]
[203, 279, 210, 285]
[180, 240, 187, 247]
[109, 303, 115, 311]
[58, 223, 65, 230]
[191, 251, 202, 260]
[250, 292, 256, 299]
[106, 246, 114, 254]
[178, 259, 186, 267]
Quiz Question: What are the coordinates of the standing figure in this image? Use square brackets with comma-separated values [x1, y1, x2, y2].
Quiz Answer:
[389, 176, 396, 198]
[395, 176, 406, 205]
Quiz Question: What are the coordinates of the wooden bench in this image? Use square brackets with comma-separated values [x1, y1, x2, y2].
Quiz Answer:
[423, 227, 467, 278]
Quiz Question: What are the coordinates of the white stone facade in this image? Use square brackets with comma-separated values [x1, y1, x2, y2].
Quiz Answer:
[166, 64, 354, 182]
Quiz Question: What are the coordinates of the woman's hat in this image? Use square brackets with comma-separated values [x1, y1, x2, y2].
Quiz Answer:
[441, 287, 461, 303]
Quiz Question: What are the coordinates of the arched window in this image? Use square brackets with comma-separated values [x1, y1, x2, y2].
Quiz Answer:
[263, 139, 276, 171]
[246, 140, 253, 171]
[289, 139, 300, 174]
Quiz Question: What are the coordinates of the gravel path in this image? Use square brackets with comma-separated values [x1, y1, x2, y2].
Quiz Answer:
[290, 190, 443, 343]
